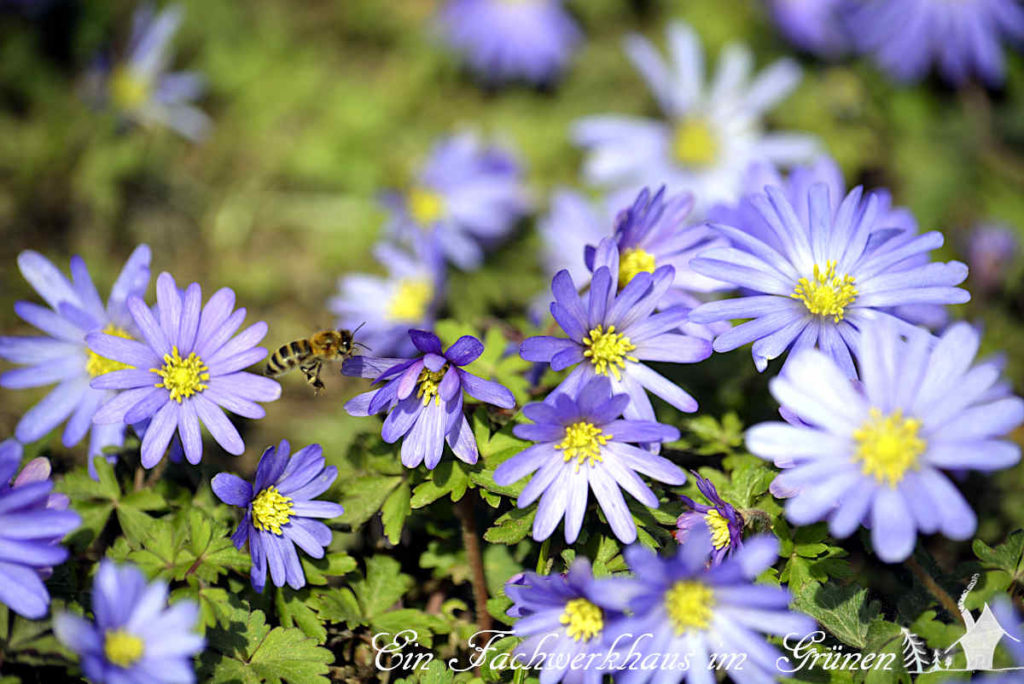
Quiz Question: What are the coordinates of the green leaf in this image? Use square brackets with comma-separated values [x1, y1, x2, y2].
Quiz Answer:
[339, 473, 401, 528]
[276, 587, 328, 644]
[411, 460, 470, 507]
[316, 587, 363, 626]
[483, 507, 536, 545]
[201, 604, 333, 684]
[382, 481, 412, 544]
[353, 556, 413, 618]
[300, 552, 358, 586]
[973, 529, 1024, 580]
[370, 608, 450, 648]
[793, 583, 880, 649]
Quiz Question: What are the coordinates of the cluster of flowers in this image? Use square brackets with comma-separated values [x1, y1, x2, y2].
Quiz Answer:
[437, 0, 1024, 89]
[0, 250, 349, 682]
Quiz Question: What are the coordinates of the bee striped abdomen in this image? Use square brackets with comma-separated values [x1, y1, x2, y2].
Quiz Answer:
[266, 339, 312, 377]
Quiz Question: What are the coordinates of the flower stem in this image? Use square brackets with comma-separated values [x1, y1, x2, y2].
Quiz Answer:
[455, 492, 492, 632]
[536, 538, 551, 573]
[904, 556, 965, 627]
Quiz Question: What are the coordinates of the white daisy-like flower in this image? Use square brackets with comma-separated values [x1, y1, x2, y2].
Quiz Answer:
[572, 21, 820, 214]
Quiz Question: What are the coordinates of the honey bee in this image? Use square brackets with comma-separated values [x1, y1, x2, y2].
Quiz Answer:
[265, 326, 365, 393]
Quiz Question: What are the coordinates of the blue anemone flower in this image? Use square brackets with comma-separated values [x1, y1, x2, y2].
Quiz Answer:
[494, 376, 684, 544]
[329, 238, 445, 357]
[849, 0, 1024, 86]
[386, 133, 530, 269]
[504, 558, 622, 684]
[589, 533, 815, 684]
[573, 21, 818, 213]
[521, 255, 711, 423]
[212, 440, 344, 592]
[0, 439, 81, 619]
[768, 0, 852, 58]
[87, 272, 281, 468]
[690, 182, 970, 376]
[54, 560, 204, 684]
[439, 0, 582, 86]
[587, 187, 729, 332]
[106, 3, 210, 141]
[0, 246, 150, 475]
[708, 156, 950, 329]
[746, 321, 1024, 562]
[343, 330, 515, 469]
[675, 472, 743, 566]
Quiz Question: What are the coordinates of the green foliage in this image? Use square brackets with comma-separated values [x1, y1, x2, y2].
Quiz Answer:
[199, 602, 333, 684]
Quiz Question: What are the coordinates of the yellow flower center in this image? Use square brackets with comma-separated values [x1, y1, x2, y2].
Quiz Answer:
[86, 324, 135, 378]
[560, 598, 604, 642]
[555, 421, 610, 472]
[387, 279, 433, 322]
[104, 629, 144, 668]
[152, 346, 209, 403]
[416, 367, 447, 406]
[109, 67, 150, 111]
[664, 581, 715, 635]
[705, 509, 732, 551]
[251, 486, 294, 535]
[673, 118, 718, 167]
[791, 260, 858, 322]
[582, 325, 638, 381]
[852, 408, 926, 487]
[408, 187, 445, 226]
[618, 247, 657, 287]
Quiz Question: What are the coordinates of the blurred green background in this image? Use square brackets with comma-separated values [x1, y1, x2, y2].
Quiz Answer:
[1, 0, 1023, 490]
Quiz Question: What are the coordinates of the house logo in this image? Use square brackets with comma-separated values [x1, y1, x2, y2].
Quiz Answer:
[901, 573, 1022, 674]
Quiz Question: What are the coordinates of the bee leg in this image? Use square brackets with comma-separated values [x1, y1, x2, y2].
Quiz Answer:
[300, 361, 325, 395]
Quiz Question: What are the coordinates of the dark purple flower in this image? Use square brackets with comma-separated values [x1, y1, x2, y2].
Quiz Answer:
[675, 472, 743, 565]
[87, 272, 281, 468]
[213, 440, 343, 592]
[494, 376, 684, 544]
[343, 330, 515, 469]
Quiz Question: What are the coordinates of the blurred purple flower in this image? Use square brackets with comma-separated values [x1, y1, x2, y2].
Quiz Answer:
[107, 4, 210, 140]
[440, 0, 582, 86]
[494, 376, 684, 544]
[386, 133, 530, 269]
[343, 330, 515, 469]
[0, 439, 81, 619]
[87, 272, 281, 468]
[849, 0, 1024, 86]
[966, 223, 1018, 293]
[55, 560, 203, 684]
[573, 21, 818, 214]
[504, 558, 621, 684]
[0, 246, 150, 477]
[213, 440, 343, 593]
[767, 0, 852, 58]
[329, 238, 445, 357]
[588, 533, 815, 684]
